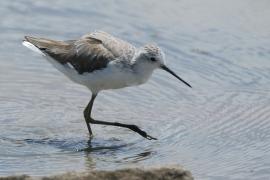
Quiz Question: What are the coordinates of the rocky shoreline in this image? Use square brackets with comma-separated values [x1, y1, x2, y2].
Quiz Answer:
[0, 167, 193, 180]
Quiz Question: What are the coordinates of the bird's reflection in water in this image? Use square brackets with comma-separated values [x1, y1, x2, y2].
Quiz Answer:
[82, 138, 155, 167]
[18, 136, 155, 169]
[80, 138, 130, 152]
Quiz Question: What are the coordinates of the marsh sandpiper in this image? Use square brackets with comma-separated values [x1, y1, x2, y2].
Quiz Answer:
[22, 31, 191, 140]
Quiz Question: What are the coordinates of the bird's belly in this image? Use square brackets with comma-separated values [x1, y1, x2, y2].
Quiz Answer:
[80, 66, 140, 92]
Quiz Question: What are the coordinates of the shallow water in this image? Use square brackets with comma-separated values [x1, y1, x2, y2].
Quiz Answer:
[1, 0, 270, 179]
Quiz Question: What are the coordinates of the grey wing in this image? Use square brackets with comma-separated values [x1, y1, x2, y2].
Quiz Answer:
[70, 36, 116, 74]
[24, 31, 135, 74]
[83, 31, 136, 60]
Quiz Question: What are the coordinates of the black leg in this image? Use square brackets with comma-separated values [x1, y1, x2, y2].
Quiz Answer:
[89, 118, 157, 140]
[83, 93, 97, 136]
[84, 93, 157, 140]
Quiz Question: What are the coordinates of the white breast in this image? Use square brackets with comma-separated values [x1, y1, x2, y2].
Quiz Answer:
[78, 62, 141, 93]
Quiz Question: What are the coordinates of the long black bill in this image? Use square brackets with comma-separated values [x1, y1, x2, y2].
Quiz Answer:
[160, 65, 192, 88]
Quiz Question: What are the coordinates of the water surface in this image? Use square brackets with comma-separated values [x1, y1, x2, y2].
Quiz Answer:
[0, 0, 270, 179]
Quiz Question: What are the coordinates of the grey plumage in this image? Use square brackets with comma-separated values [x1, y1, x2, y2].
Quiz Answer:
[24, 31, 136, 74]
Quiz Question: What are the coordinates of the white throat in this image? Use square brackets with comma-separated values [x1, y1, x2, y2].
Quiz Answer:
[132, 51, 156, 85]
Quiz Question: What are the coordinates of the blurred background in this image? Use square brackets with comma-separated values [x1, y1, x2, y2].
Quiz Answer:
[0, 0, 270, 179]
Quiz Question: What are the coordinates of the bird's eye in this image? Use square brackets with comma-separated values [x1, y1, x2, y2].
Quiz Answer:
[150, 57, 156, 62]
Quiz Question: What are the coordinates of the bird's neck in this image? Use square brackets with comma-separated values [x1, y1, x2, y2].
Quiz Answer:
[132, 59, 155, 85]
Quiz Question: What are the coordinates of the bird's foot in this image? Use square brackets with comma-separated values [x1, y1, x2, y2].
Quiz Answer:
[145, 134, 157, 140]
[129, 125, 157, 140]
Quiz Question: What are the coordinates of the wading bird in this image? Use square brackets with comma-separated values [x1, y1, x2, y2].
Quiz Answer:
[22, 31, 191, 140]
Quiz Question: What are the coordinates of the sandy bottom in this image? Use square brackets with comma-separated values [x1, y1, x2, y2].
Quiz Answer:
[0, 167, 193, 180]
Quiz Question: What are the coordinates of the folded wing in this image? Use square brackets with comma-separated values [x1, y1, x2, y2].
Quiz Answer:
[23, 31, 135, 74]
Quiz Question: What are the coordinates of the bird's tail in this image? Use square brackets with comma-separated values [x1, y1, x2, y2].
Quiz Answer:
[22, 36, 79, 81]
[22, 36, 73, 63]
[23, 36, 63, 49]
[22, 36, 51, 55]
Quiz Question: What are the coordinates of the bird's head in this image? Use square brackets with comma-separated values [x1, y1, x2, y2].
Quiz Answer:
[135, 44, 192, 88]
